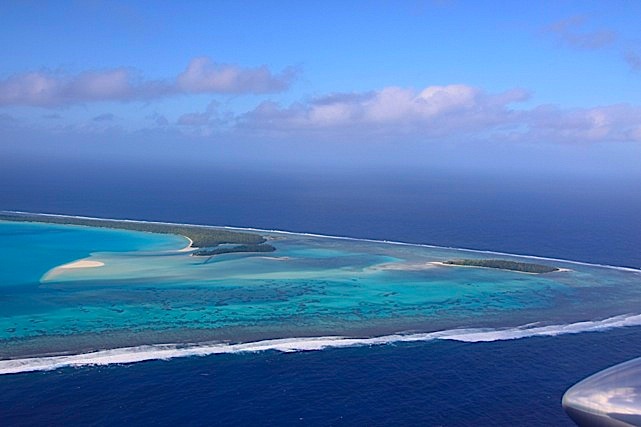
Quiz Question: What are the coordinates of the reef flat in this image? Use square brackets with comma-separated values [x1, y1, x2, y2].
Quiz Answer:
[2, 215, 641, 371]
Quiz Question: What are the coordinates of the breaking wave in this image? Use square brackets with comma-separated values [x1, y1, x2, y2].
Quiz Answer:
[3, 313, 641, 375]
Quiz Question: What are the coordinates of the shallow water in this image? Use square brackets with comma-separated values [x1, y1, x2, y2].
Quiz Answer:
[2, 219, 641, 371]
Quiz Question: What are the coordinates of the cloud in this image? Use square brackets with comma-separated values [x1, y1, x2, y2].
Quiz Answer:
[176, 57, 297, 94]
[177, 112, 212, 126]
[0, 57, 297, 107]
[7, 78, 641, 145]
[177, 101, 221, 127]
[0, 113, 16, 124]
[241, 85, 530, 136]
[93, 113, 115, 122]
[544, 16, 641, 73]
[0, 68, 152, 107]
[545, 16, 616, 50]
[624, 50, 641, 72]
[238, 84, 641, 144]
[522, 103, 641, 143]
[147, 112, 169, 127]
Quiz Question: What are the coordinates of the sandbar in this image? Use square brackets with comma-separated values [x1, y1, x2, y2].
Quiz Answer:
[59, 260, 105, 269]
[41, 259, 105, 281]
[371, 261, 438, 271]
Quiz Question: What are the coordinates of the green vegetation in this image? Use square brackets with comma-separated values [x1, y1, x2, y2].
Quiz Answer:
[193, 244, 276, 256]
[0, 211, 272, 256]
[442, 259, 559, 274]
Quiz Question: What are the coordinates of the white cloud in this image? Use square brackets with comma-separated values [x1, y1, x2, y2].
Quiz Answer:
[0, 57, 297, 107]
[242, 84, 529, 136]
[176, 57, 297, 94]
[238, 85, 641, 144]
[524, 103, 641, 143]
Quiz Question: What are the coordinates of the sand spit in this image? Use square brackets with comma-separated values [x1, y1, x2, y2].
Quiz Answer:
[59, 260, 105, 269]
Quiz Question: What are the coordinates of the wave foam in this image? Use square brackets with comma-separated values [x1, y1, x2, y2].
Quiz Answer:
[3, 314, 641, 375]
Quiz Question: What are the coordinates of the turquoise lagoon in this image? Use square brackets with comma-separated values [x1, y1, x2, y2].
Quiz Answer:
[2, 219, 641, 369]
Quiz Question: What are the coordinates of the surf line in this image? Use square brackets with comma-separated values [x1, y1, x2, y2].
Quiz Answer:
[2, 313, 641, 375]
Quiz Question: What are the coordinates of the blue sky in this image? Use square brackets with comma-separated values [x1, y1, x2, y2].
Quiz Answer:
[2, 0, 641, 176]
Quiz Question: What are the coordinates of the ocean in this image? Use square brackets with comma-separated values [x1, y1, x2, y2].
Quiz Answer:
[1, 166, 640, 426]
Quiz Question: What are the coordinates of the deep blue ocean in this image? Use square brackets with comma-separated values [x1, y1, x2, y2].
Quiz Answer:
[1, 164, 640, 426]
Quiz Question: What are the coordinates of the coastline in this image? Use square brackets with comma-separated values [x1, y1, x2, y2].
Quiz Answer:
[3, 313, 641, 375]
[0, 211, 267, 251]
[2, 210, 637, 273]
[3, 210, 641, 376]
[178, 237, 194, 252]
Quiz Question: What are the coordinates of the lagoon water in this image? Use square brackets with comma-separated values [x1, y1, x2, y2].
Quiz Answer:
[1, 170, 641, 425]
[2, 218, 641, 367]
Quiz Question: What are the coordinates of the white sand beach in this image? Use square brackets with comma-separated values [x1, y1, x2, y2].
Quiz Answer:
[41, 259, 105, 281]
[58, 260, 105, 269]
[177, 237, 194, 252]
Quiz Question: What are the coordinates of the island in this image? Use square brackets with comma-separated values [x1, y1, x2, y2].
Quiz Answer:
[440, 259, 559, 274]
[0, 211, 275, 256]
[193, 244, 277, 256]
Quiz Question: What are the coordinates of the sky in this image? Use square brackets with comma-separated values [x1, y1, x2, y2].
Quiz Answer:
[2, 0, 641, 177]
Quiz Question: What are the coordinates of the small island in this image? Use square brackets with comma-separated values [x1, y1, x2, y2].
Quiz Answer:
[0, 211, 275, 257]
[193, 244, 276, 256]
[441, 259, 560, 274]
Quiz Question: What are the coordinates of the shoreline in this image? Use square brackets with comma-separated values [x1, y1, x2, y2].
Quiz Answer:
[0, 211, 268, 252]
[3, 210, 641, 376]
[177, 237, 194, 252]
[1, 210, 640, 273]
[2, 313, 641, 375]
